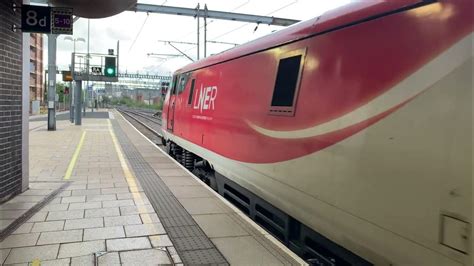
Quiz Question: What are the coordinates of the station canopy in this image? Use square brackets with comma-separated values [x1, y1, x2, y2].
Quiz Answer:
[49, 0, 136, 18]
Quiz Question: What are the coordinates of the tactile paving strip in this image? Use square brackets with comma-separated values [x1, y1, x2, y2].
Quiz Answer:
[111, 119, 229, 265]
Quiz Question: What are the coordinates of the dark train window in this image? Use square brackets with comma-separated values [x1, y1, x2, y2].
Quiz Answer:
[188, 79, 195, 105]
[171, 75, 178, 94]
[177, 73, 190, 94]
[271, 55, 302, 107]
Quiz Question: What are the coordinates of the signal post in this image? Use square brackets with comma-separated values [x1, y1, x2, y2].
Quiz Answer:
[71, 50, 118, 125]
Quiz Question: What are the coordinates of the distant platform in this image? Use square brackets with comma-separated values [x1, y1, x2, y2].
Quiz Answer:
[29, 111, 110, 122]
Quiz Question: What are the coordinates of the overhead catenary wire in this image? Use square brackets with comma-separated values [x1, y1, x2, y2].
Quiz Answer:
[179, 0, 298, 56]
[209, 0, 298, 41]
[128, 12, 150, 53]
[156, 0, 296, 63]
[175, 0, 251, 42]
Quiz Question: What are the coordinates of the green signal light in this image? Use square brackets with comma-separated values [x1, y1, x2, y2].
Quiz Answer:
[106, 68, 114, 75]
[104, 56, 116, 77]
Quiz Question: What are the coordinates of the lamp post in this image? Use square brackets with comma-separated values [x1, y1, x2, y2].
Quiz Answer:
[64, 36, 86, 54]
[64, 37, 85, 123]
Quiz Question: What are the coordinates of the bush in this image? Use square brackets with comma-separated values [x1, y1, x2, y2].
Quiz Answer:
[111, 96, 162, 110]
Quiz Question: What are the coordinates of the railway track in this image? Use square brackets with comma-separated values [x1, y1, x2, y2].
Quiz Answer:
[116, 107, 164, 145]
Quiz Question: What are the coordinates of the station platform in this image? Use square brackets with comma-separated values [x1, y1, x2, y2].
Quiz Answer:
[0, 110, 305, 265]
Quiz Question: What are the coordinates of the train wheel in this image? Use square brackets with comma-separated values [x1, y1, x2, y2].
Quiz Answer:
[183, 150, 194, 170]
[165, 141, 172, 155]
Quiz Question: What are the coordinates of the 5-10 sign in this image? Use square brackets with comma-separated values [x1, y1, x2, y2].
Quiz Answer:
[21, 5, 73, 35]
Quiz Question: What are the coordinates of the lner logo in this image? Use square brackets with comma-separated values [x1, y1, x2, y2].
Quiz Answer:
[193, 85, 217, 113]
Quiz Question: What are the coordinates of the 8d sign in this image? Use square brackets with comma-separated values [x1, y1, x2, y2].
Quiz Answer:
[21, 5, 51, 33]
[21, 5, 73, 35]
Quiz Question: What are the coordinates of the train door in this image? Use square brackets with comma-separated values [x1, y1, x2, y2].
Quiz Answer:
[167, 75, 178, 132]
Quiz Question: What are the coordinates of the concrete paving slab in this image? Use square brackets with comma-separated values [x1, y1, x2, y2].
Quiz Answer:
[102, 199, 135, 208]
[83, 226, 125, 241]
[60, 196, 86, 204]
[193, 214, 249, 238]
[139, 213, 161, 224]
[46, 210, 84, 221]
[168, 185, 214, 198]
[0, 248, 10, 264]
[160, 176, 201, 187]
[0, 202, 36, 211]
[0, 233, 40, 248]
[0, 210, 26, 219]
[119, 248, 171, 265]
[119, 205, 155, 215]
[212, 236, 285, 265]
[40, 258, 71, 266]
[70, 254, 94, 266]
[97, 252, 120, 265]
[106, 237, 151, 251]
[4, 244, 59, 264]
[84, 207, 120, 218]
[37, 229, 83, 245]
[27, 212, 48, 222]
[124, 223, 166, 237]
[178, 197, 230, 215]
[86, 194, 117, 202]
[68, 201, 102, 210]
[149, 234, 173, 247]
[104, 215, 142, 227]
[42, 203, 70, 212]
[31, 221, 65, 233]
[12, 223, 34, 234]
[57, 240, 105, 258]
[64, 217, 103, 230]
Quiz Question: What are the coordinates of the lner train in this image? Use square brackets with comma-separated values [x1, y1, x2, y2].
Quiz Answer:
[161, 0, 473, 265]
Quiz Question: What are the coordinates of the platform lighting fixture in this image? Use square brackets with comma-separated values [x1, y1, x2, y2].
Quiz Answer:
[63, 36, 86, 53]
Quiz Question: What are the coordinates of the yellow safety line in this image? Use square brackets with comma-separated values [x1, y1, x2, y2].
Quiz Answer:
[107, 120, 152, 220]
[64, 131, 87, 180]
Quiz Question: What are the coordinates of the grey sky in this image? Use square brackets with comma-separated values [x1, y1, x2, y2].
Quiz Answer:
[45, 0, 350, 75]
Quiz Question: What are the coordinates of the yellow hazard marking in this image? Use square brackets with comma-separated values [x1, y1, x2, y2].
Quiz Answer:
[107, 120, 152, 218]
[64, 131, 86, 180]
[31, 259, 41, 266]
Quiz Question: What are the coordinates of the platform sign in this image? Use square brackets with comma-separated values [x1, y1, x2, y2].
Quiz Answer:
[21, 5, 51, 33]
[91, 67, 102, 75]
[62, 70, 73, 81]
[20, 5, 72, 34]
[51, 7, 73, 35]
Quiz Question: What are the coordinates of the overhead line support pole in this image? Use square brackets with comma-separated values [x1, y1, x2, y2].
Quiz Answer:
[47, 34, 57, 131]
[196, 3, 200, 60]
[204, 4, 207, 58]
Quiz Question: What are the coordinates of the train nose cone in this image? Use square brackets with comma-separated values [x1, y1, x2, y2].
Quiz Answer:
[49, 0, 136, 18]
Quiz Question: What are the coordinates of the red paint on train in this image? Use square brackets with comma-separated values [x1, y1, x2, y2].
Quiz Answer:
[163, 0, 473, 163]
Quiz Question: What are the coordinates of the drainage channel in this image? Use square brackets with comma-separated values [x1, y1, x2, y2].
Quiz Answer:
[0, 182, 71, 241]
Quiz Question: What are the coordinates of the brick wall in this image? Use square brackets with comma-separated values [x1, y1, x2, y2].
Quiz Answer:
[0, 0, 24, 202]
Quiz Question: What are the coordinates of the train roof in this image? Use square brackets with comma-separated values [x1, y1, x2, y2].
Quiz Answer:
[176, 0, 423, 74]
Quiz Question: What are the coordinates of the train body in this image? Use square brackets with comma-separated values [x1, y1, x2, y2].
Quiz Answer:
[162, 0, 473, 264]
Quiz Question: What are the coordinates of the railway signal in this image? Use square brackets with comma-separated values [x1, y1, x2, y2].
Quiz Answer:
[104, 56, 116, 77]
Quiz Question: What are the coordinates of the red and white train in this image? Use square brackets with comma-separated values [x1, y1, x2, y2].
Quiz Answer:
[162, 0, 473, 264]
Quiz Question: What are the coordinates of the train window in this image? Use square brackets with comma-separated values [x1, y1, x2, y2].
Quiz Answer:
[171, 75, 178, 95]
[188, 79, 196, 105]
[269, 48, 306, 116]
[177, 73, 190, 94]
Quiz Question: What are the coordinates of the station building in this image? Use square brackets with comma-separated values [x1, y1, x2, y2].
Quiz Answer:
[0, 0, 29, 202]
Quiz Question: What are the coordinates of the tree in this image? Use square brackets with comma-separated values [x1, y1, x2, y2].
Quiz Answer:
[56, 82, 66, 103]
